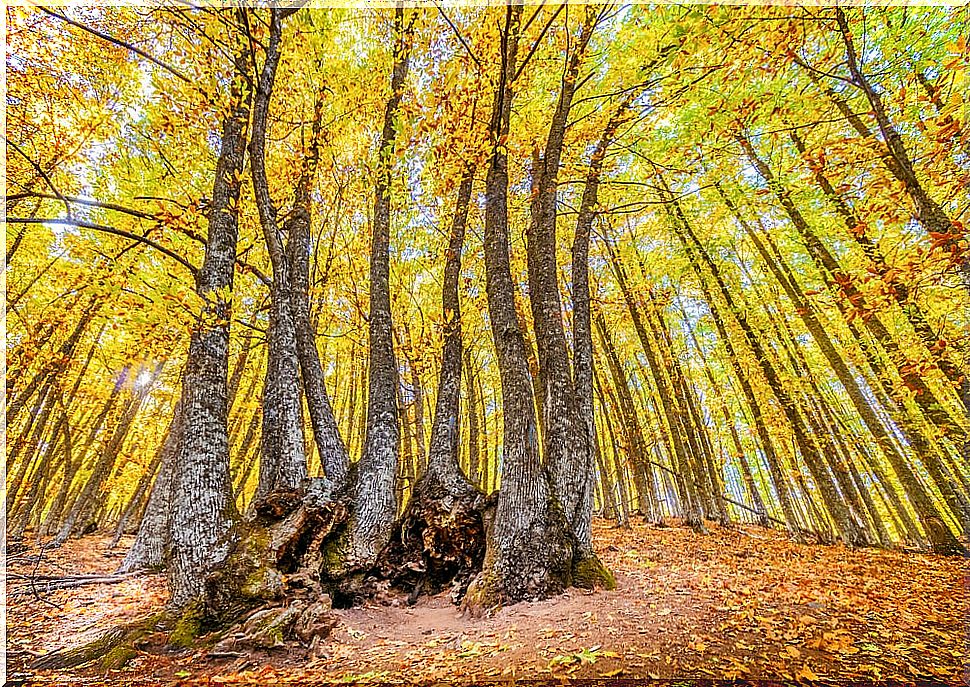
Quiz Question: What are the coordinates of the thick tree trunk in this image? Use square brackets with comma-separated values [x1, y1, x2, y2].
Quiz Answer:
[465, 5, 581, 610]
[525, 5, 601, 563]
[368, 166, 492, 605]
[167, 21, 252, 608]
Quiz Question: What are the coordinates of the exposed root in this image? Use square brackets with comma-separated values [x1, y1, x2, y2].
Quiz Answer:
[31, 474, 622, 669]
[212, 598, 336, 654]
[204, 481, 351, 622]
[571, 550, 616, 591]
[31, 611, 165, 671]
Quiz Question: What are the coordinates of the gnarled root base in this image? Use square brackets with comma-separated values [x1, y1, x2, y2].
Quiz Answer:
[373, 473, 493, 605]
[32, 481, 350, 672]
[462, 498, 575, 617]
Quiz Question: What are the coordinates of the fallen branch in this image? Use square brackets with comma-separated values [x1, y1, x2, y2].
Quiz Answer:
[719, 494, 786, 527]
[9, 572, 144, 595]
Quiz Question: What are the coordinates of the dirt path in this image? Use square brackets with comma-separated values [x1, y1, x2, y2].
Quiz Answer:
[8, 520, 967, 685]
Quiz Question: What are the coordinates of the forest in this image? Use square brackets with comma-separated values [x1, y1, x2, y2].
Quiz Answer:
[5, 3, 969, 685]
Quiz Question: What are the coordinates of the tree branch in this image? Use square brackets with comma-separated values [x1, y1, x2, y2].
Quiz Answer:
[6, 217, 199, 276]
[39, 7, 193, 84]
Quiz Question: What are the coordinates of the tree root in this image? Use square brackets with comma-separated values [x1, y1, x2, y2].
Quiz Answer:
[31, 475, 620, 670]
[31, 611, 166, 671]
[571, 549, 616, 591]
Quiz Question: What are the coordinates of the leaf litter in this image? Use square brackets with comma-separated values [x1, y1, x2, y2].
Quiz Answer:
[8, 521, 967, 685]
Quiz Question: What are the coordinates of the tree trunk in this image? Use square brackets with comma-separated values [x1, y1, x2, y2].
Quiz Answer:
[594, 314, 659, 521]
[286, 87, 350, 489]
[571, 88, 637, 544]
[663, 182, 854, 541]
[833, 8, 970, 294]
[463, 347, 482, 488]
[167, 19, 252, 608]
[525, 5, 602, 565]
[250, 13, 308, 500]
[465, 5, 581, 610]
[352, 5, 412, 566]
[118, 399, 184, 572]
[373, 166, 491, 605]
[735, 138, 966, 553]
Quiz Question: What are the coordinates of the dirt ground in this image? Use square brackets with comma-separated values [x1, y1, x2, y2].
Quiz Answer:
[7, 519, 968, 685]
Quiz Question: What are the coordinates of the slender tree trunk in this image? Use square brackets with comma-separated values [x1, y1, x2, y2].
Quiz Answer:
[735, 139, 966, 553]
[286, 87, 350, 489]
[55, 365, 158, 544]
[464, 347, 481, 488]
[118, 399, 184, 572]
[425, 167, 476, 494]
[353, 6, 412, 564]
[250, 13, 308, 500]
[833, 8, 970, 294]
[571, 88, 638, 547]
[110, 445, 164, 549]
[7, 298, 99, 428]
[663, 182, 859, 541]
[605, 241, 703, 529]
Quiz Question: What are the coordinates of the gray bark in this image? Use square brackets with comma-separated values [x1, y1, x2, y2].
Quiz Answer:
[118, 399, 184, 572]
[249, 11, 308, 500]
[426, 167, 476, 495]
[352, 5, 412, 565]
[526, 7, 600, 556]
[168, 21, 251, 608]
[466, 5, 574, 608]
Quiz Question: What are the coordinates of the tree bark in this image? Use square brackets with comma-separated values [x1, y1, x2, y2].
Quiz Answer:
[426, 167, 476, 495]
[287, 88, 350, 489]
[249, 11, 308, 499]
[526, 5, 601, 562]
[465, 5, 581, 609]
[118, 399, 184, 572]
[167, 18, 252, 608]
[353, 5, 412, 565]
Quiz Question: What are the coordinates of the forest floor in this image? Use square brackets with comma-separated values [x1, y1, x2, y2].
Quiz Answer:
[6, 519, 968, 686]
